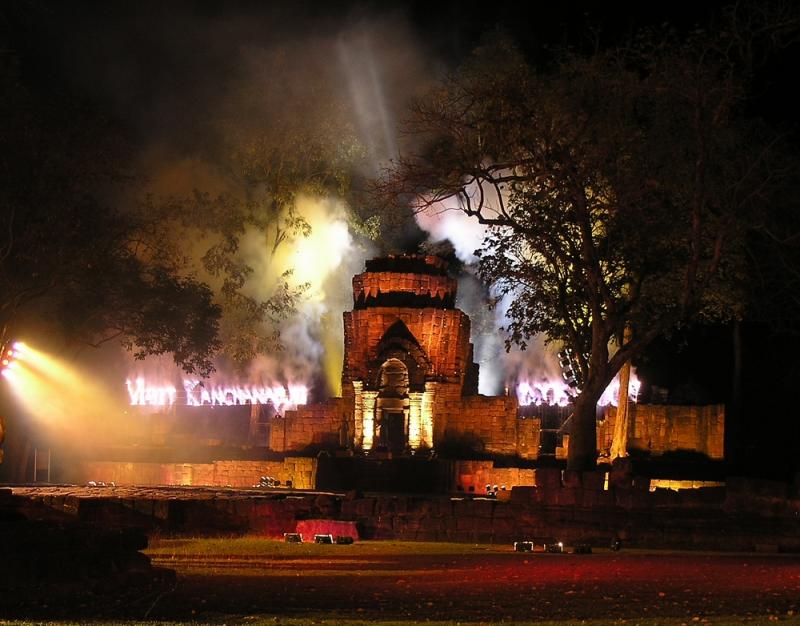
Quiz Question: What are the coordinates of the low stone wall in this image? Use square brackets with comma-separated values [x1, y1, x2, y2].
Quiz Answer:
[78, 458, 317, 489]
[12, 473, 800, 551]
[453, 460, 536, 493]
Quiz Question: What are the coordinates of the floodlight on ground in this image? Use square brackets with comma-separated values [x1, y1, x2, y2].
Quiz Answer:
[1, 344, 20, 377]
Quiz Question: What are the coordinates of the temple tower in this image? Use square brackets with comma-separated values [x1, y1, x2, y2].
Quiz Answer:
[342, 255, 478, 453]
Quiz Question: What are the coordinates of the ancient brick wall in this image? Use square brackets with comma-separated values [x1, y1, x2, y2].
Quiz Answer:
[435, 393, 540, 459]
[598, 404, 725, 459]
[352, 272, 456, 302]
[269, 399, 344, 453]
[343, 308, 472, 385]
[516, 416, 541, 459]
[78, 458, 317, 489]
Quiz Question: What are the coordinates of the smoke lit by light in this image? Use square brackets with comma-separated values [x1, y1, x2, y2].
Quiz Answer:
[3, 341, 146, 446]
[516, 379, 573, 407]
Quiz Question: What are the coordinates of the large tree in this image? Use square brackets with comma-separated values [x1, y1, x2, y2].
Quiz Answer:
[0, 53, 222, 375]
[380, 7, 798, 469]
[146, 46, 377, 369]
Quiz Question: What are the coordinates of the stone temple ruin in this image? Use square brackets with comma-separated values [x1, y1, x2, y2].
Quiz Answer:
[72, 254, 724, 490]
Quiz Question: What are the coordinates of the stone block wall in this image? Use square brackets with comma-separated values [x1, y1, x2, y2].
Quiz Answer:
[343, 308, 472, 385]
[598, 404, 724, 459]
[515, 416, 541, 460]
[453, 460, 536, 492]
[14, 476, 800, 550]
[434, 393, 540, 459]
[269, 399, 345, 453]
[352, 271, 455, 301]
[78, 458, 317, 489]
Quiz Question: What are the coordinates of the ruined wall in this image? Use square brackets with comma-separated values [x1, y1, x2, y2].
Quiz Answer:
[598, 404, 725, 459]
[18, 472, 800, 550]
[453, 460, 536, 493]
[268, 399, 345, 453]
[434, 392, 540, 459]
[343, 308, 472, 386]
[352, 271, 455, 303]
[78, 458, 317, 489]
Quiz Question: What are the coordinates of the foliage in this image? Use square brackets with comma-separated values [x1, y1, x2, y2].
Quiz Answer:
[146, 47, 375, 368]
[0, 53, 221, 375]
[380, 9, 798, 469]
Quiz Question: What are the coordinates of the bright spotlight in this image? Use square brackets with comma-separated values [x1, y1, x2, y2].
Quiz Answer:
[1, 342, 20, 375]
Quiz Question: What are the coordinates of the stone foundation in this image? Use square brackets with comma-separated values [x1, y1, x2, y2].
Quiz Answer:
[11, 475, 800, 551]
[78, 458, 317, 489]
[453, 460, 536, 493]
[269, 399, 345, 453]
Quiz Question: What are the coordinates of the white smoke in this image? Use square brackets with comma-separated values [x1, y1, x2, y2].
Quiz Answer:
[414, 193, 564, 396]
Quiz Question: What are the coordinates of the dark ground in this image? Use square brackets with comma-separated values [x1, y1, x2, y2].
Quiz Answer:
[4, 539, 799, 624]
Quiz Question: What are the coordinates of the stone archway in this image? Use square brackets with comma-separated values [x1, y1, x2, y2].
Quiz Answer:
[376, 358, 409, 452]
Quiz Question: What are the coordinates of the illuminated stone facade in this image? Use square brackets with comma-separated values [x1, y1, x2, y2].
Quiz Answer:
[342, 255, 480, 453]
[597, 404, 725, 460]
[260, 254, 724, 464]
[56, 254, 727, 489]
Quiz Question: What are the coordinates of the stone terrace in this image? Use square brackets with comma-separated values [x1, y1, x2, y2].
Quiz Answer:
[10, 468, 800, 551]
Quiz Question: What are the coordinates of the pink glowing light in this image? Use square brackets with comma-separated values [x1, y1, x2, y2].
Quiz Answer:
[516, 372, 640, 408]
[126, 378, 308, 414]
[126, 378, 177, 407]
[516, 380, 573, 407]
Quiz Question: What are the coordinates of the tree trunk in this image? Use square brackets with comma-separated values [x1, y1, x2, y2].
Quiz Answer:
[728, 319, 742, 466]
[610, 324, 633, 460]
[567, 392, 599, 471]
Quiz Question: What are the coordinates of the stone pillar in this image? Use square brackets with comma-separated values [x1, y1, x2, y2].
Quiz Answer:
[421, 382, 437, 448]
[408, 392, 424, 450]
[352, 380, 363, 448]
[362, 390, 378, 451]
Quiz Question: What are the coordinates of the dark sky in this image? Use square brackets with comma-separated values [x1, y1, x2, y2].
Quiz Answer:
[5, 0, 795, 151]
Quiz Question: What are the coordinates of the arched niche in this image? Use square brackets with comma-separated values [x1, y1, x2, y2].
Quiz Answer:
[375, 358, 410, 452]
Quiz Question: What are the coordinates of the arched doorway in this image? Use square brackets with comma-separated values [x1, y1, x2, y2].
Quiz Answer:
[376, 358, 409, 452]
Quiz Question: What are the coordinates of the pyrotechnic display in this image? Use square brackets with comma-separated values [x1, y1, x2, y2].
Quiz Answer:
[1, 1, 799, 623]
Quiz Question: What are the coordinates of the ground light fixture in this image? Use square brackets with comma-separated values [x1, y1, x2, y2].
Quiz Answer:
[0, 342, 23, 377]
